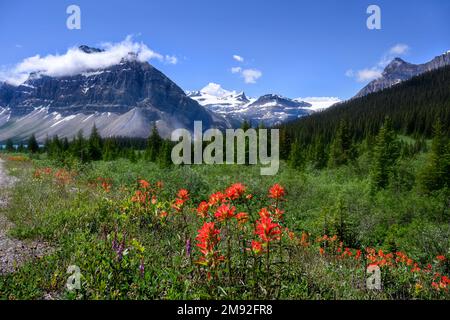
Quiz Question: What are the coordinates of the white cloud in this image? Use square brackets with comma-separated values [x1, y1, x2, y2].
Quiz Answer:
[231, 66, 242, 74]
[231, 67, 262, 84]
[389, 43, 409, 56]
[346, 43, 409, 83]
[165, 55, 178, 65]
[0, 36, 176, 85]
[355, 68, 382, 82]
[241, 69, 262, 84]
[233, 55, 244, 62]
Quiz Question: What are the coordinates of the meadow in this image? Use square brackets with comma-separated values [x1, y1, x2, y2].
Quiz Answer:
[0, 149, 449, 300]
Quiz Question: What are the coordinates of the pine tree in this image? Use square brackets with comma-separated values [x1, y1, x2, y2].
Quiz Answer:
[17, 142, 25, 153]
[157, 140, 173, 168]
[5, 138, 15, 152]
[419, 119, 450, 191]
[312, 136, 328, 169]
[27, 134, 39, 154]
[88, 124, 103, 161]
[328, 120, 354, 167]
[288, 141, 305, 170]
[72, 130, 89, 162]
[145, 124, 162, 162]
[370, 117, 400, 190]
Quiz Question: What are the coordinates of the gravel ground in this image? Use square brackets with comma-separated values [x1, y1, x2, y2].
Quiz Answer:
[0, 158, 51, 275]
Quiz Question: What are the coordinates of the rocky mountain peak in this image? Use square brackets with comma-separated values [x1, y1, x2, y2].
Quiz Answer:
[78, 45, 104, 54]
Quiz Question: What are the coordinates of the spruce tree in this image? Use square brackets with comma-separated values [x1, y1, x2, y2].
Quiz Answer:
[313, 136, 328, 169]
[370, 117, 400, 190]
[5, 138, 15, 152]
[419, 119, 450, 191]
[88, 124, 103, 161]
[27, 134, 39, 154]
[328, 120, 354, 167]
[145, 124, 162, 162]
[157, 140, 173, 168]
[288, 141, 305, 170]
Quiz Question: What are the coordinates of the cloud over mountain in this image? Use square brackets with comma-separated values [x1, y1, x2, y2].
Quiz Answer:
[0, 36, 176, 86]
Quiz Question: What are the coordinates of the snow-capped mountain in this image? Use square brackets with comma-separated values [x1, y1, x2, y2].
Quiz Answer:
[188, 83, 340, 126]
[355, 51, 450, 98]
[187, 83, 254, 115]
[0, 46, 231, 142]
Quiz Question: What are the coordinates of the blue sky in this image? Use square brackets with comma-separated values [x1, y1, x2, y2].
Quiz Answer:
[0, 0, 449, 99]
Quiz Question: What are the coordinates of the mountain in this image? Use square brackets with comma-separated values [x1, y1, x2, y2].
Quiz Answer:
[187, 83, 332, 126]
[241, 94, 312, 126]
[0, 46, 230, 142]
[355, 51, 450, 98]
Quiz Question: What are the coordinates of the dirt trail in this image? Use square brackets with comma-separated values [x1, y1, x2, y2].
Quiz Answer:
[0, 158, 50, 275]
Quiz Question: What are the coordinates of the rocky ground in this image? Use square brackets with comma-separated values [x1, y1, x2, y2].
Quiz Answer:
[0, 158, 51, 275]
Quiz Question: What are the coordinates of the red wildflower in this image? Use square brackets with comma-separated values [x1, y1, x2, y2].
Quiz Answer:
[437, 255, 446, 262]
[274, 208, 284, 220]
[258, 207, 271, 219]
[268, 183, 285, 199]
[197, 201, 210, 218]
[177, 189, 189, 201]
[196, 222, 224, 268]
[139, 179, 150, 189]
[209, 191, 226, 206]
[225, 183, 246, 200]
[319, 247, 325, 255]
[300, 232, 309, 247]
[196, 222, 221, 256]
[214, 204, 236, 222]
[251, 240, 263, 254]
[255, 216, 281, 243]
[235, 212, 249, 225]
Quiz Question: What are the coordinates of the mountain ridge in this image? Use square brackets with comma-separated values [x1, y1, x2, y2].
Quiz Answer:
[355, 51, 450, 98]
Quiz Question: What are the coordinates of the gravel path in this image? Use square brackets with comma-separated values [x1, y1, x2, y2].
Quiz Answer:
[0, 158, 51, 275]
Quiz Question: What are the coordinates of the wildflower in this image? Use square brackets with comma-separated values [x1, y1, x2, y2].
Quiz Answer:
[300, 232, 309, 247]
[139, 258, 145, 277]
[246, 194, 253, 200]
[172, 198, 185, 212]
[197, 201, 210, 218]
[251, 240, 263, 254]
[437, 255, 446, 262]
[186, 239, 192, 257]
[209, 191, 226, 206]
[255, 216, 281, 243]
[225, 183, 246, 200]
[214, 204, 236, 222]
[196, 222, 224, 268]
[139, 179, 150, 189]
[319, 247, 325, 255]
[101, 180, 111, 192]
[258, 207, 271, 219]
[160, 211, 168, 218]
[235, 212, 249, 225]
[177, 189, 189, 201]
[355, 250, 362, 260]
[274, 208, 284, 220]
[268, 183, 285, 199]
